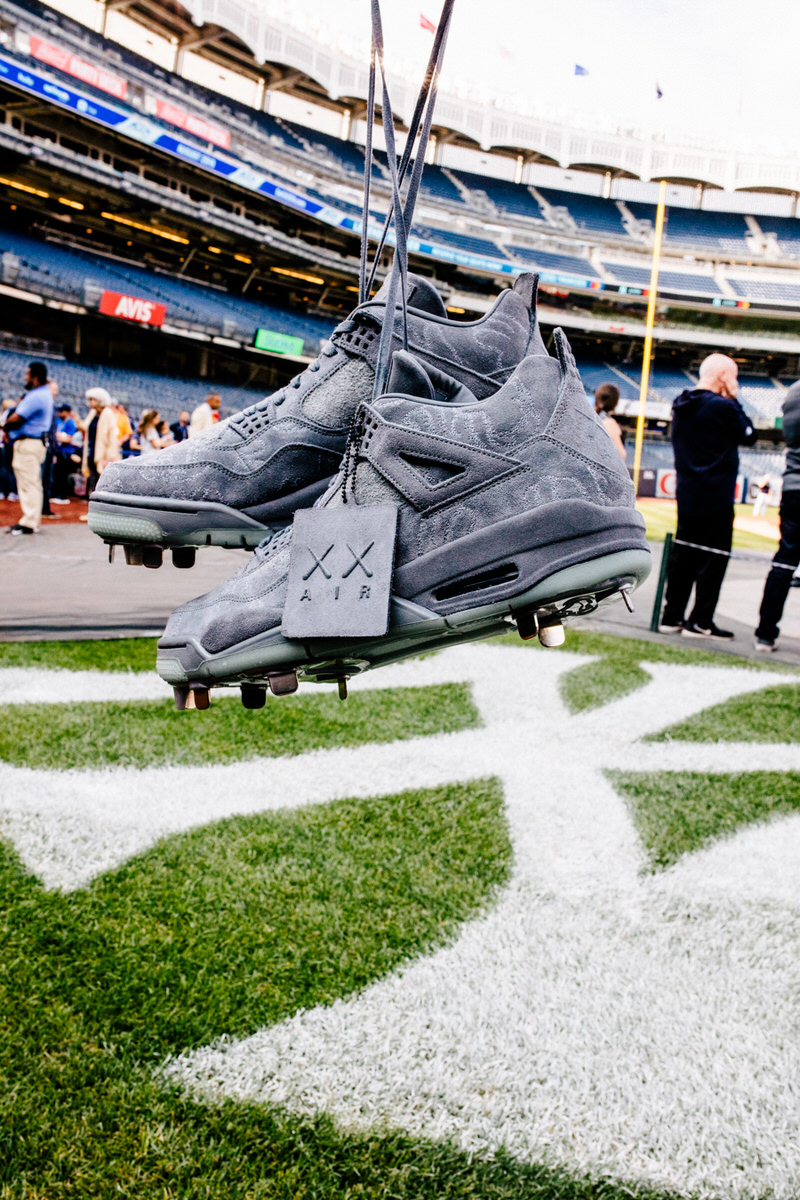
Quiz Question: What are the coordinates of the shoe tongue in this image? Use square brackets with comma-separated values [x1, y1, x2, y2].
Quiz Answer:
[386, 350, 435, 400]
[373, 273, 447, 318]
[385, 350, 479, 405]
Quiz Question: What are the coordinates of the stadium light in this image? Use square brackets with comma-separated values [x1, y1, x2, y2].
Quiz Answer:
[234, 254, 252, 264]
[58, 197, 84, 210]
[0, 176, 49, 198]
[207, 246, 222, 254]
[271, 266, 325, 286]
[99, 212, 190, 244]
[447, 305, 466, 314]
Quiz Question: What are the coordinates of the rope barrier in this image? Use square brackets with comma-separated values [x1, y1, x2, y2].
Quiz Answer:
[671, 538, 797, 570]
[649, 532, 799, 632]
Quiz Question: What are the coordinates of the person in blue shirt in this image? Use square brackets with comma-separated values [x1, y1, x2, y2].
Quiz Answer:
[52, 402, 81, 503]
[3, 362, 55, 535]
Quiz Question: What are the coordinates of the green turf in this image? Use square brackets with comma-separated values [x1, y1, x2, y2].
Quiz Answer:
[612, 770, 800, 870]
[0, 684, 479, 771]
[3, 629, 794, 721]
[1, 632, 794, 1197]
[0, 781, 680, 1200]
[650, 682, 800, 744]
[0, 636, 156, 672]
[636, 502, 779, 552]
[531, 627, 795, 713]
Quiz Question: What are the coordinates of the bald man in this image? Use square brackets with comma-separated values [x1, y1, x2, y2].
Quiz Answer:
[660, 353, 756, 638]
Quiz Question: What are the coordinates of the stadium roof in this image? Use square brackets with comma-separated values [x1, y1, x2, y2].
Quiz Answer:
[93, 0, 800, 195]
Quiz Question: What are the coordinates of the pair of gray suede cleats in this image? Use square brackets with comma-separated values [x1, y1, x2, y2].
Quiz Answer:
[88, 273, 650, 706]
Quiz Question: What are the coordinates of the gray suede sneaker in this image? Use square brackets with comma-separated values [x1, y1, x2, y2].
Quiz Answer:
[156, 330, 650, 705]
[88, 273, 545, 568]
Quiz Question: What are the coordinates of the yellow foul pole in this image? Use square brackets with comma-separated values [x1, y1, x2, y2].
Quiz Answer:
[632, 179, 667, 493]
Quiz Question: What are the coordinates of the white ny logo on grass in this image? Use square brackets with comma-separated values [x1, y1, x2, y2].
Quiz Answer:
[1, 645, 799, 1199]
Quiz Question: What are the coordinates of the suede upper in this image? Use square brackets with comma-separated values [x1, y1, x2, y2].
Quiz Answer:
[95, 273, 543, 514]
[159, 331, 643, 657]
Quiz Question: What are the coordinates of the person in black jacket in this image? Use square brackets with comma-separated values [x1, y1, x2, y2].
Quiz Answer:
[660, 353, 756, 638]
[754, 382, 800, 650]
[169, 410, 191, 443]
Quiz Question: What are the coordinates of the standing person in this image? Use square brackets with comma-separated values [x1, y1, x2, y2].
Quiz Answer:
[594, 383, 626, 461]
[170, 410, 191, 442]
[188, 392, 221, 438]
[138, 410, 172, 454]
[81, 388, 121, 497]
[115, 404, 133, 457]
[51, 402, 80, 503]
[2, 361, 54, 535]
[0, 399, 19, 500]
[660, 352, 756, 639]
[754, 383, 800, 650]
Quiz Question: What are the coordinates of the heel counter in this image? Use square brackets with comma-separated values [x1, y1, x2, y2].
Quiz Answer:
[549, 329, 636, 504]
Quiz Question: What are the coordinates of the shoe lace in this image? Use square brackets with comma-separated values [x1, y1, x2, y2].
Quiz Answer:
[337, 0, 454, 503]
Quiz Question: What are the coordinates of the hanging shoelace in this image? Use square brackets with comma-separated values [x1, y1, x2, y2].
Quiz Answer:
[339, 0, 455, 505]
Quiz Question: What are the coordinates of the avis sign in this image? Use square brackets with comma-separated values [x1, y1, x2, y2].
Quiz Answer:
[99, 291, 166, 327]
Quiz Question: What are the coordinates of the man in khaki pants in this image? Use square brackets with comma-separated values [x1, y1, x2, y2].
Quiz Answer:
[3, 362, 54, 536]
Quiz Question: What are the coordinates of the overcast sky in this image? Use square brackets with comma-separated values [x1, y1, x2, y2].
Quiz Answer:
[50, 0, 800, 157]
[256, 0, 799, 155]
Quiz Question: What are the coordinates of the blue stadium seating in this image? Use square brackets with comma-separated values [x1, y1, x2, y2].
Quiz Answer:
[537, 188, 627, 238]
[755, 216, 800, 258]
[0, 348, 263, 421]
[510, 246, 597, 276]
[602, 261, 722, 295]
[649, 370, 696, 397]
[0, 229, 336, 350]
[626, 203, 749, 254]
[413, 225, 504, 259]
[728, 277, 800, 304]
[575, 362, 639, 399]
[452, 172, 543, 222]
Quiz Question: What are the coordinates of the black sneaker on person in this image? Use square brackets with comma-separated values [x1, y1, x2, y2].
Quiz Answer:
[658, 618, 684, 634]
[682, 621, 734, 639]
[7, 524, 34, 536]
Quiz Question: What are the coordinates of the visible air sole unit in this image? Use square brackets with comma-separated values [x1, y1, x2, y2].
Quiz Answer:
[157, 546, 651, 708]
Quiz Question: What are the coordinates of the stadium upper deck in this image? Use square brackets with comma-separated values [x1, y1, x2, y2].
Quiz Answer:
[4, 0, 800, 307]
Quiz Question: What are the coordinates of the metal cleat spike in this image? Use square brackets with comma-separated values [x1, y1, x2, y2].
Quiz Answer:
[142, 545, 164, 569]
[173, 686, 190, 711]
[620, 586, 635, 613]
[241, 683, 267, 709]
[267, 670, 299, 697]
[538, 622, 565, 648]
[123, 544, 143, 566]
[172, 546, 196, 569]
[190, 684, 210, 710]
[515, 610, 539, 641]
[108, 544, 116, 564]
[337, 677, 348, 701]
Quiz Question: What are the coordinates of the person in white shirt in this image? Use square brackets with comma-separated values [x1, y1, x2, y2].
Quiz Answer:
[188, 392, 221, 438]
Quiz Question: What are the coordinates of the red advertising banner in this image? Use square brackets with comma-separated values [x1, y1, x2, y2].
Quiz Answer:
[99, 290, 166, 326]
[30, 36, 127, 100]
[155, 99, 231, 150]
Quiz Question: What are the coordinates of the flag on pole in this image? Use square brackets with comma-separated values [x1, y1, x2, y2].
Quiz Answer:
[574, 63, 589, 76]
[420, 12, 436, 33]
[656, 82, 663, 99]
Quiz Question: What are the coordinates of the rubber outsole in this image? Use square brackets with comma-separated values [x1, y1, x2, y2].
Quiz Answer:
[87, 494, 274, 551]
[156, 547, 651, 691]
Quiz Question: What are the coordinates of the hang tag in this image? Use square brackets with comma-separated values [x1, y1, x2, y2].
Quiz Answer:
[281, 505, 398, 639]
